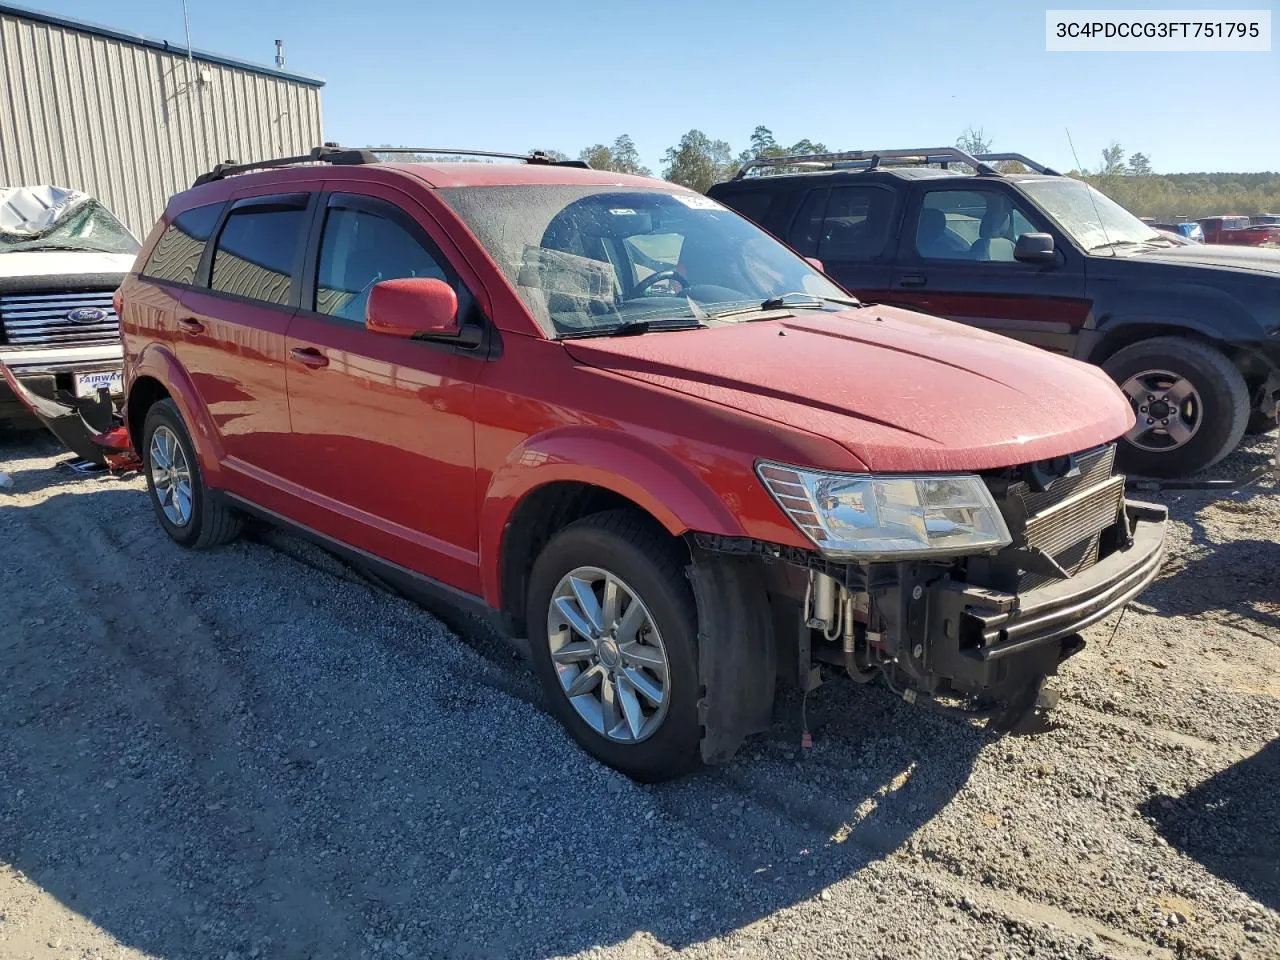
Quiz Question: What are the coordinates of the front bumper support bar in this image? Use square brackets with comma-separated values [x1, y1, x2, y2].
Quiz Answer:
[0, 362, 138, 469]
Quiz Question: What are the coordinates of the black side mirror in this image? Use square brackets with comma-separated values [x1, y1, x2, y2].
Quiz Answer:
[1014, 232, 1056, 264]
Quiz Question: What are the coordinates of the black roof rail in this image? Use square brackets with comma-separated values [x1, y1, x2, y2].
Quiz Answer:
[362, 147, 590, 168]
[734, 146, 999, 179]
[972, 153, 1061, 176]
[192, 144, 590, 187]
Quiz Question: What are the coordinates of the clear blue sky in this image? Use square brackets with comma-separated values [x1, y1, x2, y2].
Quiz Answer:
[24, 0, 1280, 174]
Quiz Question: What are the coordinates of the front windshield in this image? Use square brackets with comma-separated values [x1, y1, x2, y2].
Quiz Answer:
[1018, 178, 1162, 252]
[0, 200, 140, 255]
[438, 185, 848, 336]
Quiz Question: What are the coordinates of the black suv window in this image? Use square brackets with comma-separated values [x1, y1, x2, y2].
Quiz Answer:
[817, 187, 893, 261]
[210, 204, 309, 306]
[788, 186, 892, 260]
[788, 189, 828, 255]
[141, 203, 223, 285]
[715, 190, 773, 226]
[315, 202, 449, 323]
[915, 189, 1037, 262]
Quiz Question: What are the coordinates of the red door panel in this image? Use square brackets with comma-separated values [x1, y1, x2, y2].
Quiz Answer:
[174, 287, 294, 481]
[282, 317, 483, 592]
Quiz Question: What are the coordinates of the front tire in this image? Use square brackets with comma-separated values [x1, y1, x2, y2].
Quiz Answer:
[142, 399, 242, 549]
[526, 509, 702, 782]
[1103, 337, 1249, 478]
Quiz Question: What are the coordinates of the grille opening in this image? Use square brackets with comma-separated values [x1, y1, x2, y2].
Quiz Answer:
[972, 444, 1124, 592]
[0, 290, 121, 348]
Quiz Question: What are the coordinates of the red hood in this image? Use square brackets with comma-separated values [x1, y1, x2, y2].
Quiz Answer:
[563, 306, 1134, 472]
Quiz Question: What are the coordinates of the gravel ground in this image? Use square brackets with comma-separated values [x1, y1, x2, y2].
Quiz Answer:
[1, 427, 1277, 960]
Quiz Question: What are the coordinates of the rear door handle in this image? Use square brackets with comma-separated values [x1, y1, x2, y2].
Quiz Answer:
[290, 346, 329, 369]
[176, 317, 204, 334]
[897, 275, 927, 288]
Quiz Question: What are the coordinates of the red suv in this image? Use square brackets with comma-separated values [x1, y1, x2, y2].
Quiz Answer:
[118, 146, 1168, 781]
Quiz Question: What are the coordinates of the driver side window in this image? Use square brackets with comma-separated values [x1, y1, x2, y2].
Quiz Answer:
[315, 203, 450, 323]
[914, 189, 1038, 263]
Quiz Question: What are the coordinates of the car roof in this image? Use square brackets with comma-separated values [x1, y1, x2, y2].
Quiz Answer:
[166, 161, 686, 218]
[380, 162, 672, 190]
[716, 167, 1066, 189]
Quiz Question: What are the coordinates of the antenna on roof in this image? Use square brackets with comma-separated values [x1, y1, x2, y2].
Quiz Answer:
[275, 40, 285, 69]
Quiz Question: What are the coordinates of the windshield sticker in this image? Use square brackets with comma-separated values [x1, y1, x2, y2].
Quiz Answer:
[671, 194, 722, 210]
[608, 208, 638, 216]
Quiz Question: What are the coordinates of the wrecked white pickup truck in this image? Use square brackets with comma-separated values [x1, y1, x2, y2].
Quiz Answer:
[0, 185, 138, 460]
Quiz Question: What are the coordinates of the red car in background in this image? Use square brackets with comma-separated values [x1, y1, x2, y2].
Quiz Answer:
[1197, 215, 1280, 247]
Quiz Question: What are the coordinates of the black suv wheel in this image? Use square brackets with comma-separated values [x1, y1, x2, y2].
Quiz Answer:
[1103, 337, 1249, 477]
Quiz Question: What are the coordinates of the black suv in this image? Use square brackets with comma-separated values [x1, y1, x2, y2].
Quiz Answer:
[708, 148, 1280, 477]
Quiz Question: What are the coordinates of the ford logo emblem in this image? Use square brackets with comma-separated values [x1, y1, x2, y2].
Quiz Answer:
[66, 307, 108, 324]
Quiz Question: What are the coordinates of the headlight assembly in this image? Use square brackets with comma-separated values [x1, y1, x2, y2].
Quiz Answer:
[757, 461, 1012, 560]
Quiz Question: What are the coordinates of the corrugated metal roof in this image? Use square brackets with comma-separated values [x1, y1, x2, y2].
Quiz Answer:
[0, 1, 324, 86]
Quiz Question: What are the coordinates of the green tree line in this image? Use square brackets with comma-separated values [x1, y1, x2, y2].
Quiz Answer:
[382, 130, 1280, 219]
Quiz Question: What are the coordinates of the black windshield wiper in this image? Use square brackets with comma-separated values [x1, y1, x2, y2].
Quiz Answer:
[1088, 239, 1146, 252]
[705, 292, 860, 321]
[559, 318, 705, 340]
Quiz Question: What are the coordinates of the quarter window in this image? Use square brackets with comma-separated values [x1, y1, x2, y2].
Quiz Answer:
[141, 203, 223, 285]
[315, 206, 450, 322]
[210, 206, 308, 305]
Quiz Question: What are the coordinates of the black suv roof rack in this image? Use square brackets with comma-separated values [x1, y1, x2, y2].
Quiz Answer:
[193, 144, 589, 187]
[733, 147, 1060, 179]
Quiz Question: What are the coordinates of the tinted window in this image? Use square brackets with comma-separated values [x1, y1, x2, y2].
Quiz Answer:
[817, 187, 893, 261]
[788, 189, 829, 255]
[716, 191, 772, 226]
[915, 189, 1039, 262]
[210, 207, 308, 305]
[315, 207, 450, 322]
[141, 203, 222, 284]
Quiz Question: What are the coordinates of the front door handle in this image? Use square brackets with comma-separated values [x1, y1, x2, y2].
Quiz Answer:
[176, 317, 204, 334]
[290, 346, 329, 369]
[897, 275, 927, 288]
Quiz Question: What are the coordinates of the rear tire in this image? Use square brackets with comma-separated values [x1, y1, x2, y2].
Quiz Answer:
[1103, 337, 1249, 478]
[526, 509, 701, 782]
[142, 399, 241, 549]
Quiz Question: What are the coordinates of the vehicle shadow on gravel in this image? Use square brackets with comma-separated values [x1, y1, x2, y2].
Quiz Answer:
[1144, 738, 1280, 910]
[1, 482, 984, 960]
[1138, 531, 1280, 632]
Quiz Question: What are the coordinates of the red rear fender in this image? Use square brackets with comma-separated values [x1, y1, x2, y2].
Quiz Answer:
[130, 344, 225, 481]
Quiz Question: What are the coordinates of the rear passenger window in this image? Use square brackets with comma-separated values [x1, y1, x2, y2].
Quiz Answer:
[315, 206, 450, 323]
[210, 206, 308, 306]
[816, 187, 893, 261]
[141, 203, 222, 285]
[788, 189, 829, 255]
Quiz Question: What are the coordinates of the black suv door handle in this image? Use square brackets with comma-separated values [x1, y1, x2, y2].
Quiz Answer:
[176, 316, 204, 334]
[898, 275, 927, 288]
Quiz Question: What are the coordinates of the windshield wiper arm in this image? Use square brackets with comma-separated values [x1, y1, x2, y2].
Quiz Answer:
[559, 318, 705, 340]
[705, 292, 860, 321]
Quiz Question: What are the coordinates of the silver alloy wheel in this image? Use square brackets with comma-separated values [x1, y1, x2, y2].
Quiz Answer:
[1120, 369, 1202, 452]
[149, 425, 193, 527]
[546, 566, 670, 744]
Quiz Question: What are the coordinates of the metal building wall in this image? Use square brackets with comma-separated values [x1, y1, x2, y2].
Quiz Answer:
[0, 7, 323, 238]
